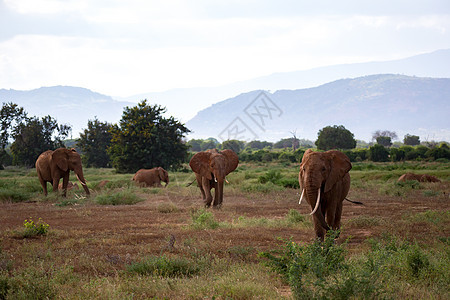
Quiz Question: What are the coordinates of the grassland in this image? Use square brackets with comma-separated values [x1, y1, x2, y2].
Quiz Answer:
[0, 161, 449, 299]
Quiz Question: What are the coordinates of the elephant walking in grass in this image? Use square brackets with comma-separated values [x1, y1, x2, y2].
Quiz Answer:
[398, 173, 441, 183]
[35, 148, 90, 197]
[132, 167, 169, 187]
[189, 149, 239, 208]
[298, 149, 352, 240]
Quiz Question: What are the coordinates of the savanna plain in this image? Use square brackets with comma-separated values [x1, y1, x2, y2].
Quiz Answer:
[0, 161, 449, 299]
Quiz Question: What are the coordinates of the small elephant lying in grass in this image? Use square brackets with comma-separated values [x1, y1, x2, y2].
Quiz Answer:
[132, 167, 169, 187]
[397, 173, 441, 183]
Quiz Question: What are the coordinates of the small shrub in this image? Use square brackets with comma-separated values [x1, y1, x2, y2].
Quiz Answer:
[22, 218, 49, 238]
[258, 170, 282, 184]
[278, 178, 300, 189]
[157, 202, 179, 213]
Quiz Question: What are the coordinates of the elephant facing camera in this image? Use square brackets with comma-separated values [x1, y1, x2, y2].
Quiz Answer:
[298, 149, 352, 240]
[35, 148, 90, 197]
[189, 149, 239, 208]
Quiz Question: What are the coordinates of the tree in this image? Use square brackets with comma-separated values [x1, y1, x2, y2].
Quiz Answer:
[315, 125, 356, 150]
[376, 136, 392, 147]
[77, 118, 113, 168]
[107, 100, 190, 173]
[186, 139, 203, 152]
[201, 138, 219, 151]
[245, 140, 273, 150]
[0, 103, 26, 168]
[368, 144, 389, 162]
[221, 140, 244, 153]
[372, 130, 397, 142]
[403, 134, 420, 146]
[10, 115, 70, 166]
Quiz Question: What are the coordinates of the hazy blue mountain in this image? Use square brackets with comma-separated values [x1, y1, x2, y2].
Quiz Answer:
[186, 75, 450, 143]
[123, 49, 450, 123]
[0, 86, 134, 138]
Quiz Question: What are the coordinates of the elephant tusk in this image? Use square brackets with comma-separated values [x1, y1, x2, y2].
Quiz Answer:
[76, 174, 87, 186]
[299, 189, 305, 205]
[225, 178, 230, 184]
[310, 188, 321, 215]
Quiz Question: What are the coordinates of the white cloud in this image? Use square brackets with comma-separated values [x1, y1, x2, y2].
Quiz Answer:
[1, 1, 450, 96]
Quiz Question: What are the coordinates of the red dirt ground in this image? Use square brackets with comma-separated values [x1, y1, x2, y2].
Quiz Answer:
[1, 185, 449, 266]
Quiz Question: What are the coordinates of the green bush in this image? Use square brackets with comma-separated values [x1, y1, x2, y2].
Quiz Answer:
[369, 144, 389, 162]
[258, 170, 282, 184]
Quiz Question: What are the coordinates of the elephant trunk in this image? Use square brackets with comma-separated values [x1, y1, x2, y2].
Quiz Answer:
[306, 188, 329, 231]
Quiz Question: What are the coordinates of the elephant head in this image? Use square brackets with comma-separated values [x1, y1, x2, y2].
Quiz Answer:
[298, 149, 351, 238]
[52, 148, 90, 196]
[189, 149, 239, 207]
[157, 167, 169, 186]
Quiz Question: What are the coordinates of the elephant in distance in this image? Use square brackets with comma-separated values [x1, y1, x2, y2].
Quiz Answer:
[189, 149, 239, 208]
[298, 149, 352, 240]
[35, 148, 90, 197]
[132, 167, 169, 187]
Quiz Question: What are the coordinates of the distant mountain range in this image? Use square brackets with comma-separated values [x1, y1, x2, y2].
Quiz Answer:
[122, 49, 450, 123]
[186, 74, 450, 142]
[0, 50, 449, 142]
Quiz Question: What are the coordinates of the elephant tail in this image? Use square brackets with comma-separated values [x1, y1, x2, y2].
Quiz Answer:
[345, 198, 364, 205]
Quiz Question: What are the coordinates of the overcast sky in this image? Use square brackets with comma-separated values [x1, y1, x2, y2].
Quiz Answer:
[1, 0, 449, 97]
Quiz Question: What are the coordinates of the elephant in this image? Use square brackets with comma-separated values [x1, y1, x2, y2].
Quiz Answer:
[132, 167, 169, 187]
[35, 148, 90, 197]
[398, 173, 441, 183]
[298, 149, 352, 240]
[189, 149, 239, 208]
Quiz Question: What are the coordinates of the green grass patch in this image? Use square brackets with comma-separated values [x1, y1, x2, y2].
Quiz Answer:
[190, 209, 220, 229]
[126, 255, 203, 277]
[94, 188, 143, 205]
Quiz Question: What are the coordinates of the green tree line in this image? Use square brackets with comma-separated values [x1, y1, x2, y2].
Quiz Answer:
[1, 102, 448, 170]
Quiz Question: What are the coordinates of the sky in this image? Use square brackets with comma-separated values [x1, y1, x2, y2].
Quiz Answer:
[1, 0, 450, 97]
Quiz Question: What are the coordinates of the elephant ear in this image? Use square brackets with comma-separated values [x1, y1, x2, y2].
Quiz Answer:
[189, 152, 212, 180]
[158, 167, 166, 180]
[221, 149, 239, 175]
[301, 149, 314, 163]
[324, 151, 352, 192]
[52, 148, 69, 172]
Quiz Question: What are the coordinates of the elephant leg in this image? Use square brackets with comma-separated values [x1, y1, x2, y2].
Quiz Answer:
[195, 174, 206, 200]
[213, 181, 224, 208]
[201, 177, 213, 207]
[61, 174, 69, 197]
[39, 178, 48, 196]
[333, 200, 343, 231]
[313, 214, 326, 241]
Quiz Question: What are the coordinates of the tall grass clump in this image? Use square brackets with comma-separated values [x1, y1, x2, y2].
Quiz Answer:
[126, 255, 202, 277]
[95, 188, 143, 205]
